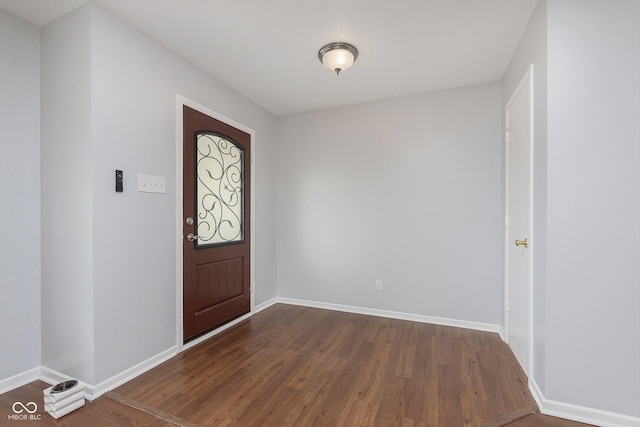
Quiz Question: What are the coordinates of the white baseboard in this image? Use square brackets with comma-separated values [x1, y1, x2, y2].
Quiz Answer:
[530, 378, 640, 427]
[276, 297, 501, 334]
[87, 346, 177, 401]
[254, 297, 278, 314]
[39, 347, 178, 401]
[0, 367, 40, 395]
[528, 376, 545, 409]
[39, 366, 72, 387]
[498, 325, 507, 342]
[84, 299, 276, 400]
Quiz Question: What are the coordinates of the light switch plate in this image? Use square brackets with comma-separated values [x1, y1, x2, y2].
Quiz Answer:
[138, 174, 166, 194]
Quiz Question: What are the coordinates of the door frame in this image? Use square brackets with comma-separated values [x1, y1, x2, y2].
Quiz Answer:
[175, 95, 255, 352]
[503, 65, 534, 377]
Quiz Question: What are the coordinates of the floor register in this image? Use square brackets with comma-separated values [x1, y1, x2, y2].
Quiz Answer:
[43, 380, 85, 419]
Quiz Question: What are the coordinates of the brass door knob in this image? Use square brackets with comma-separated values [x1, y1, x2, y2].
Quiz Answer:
[515, 238, 528, 248]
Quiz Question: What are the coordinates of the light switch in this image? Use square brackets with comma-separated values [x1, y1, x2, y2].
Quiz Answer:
[138, 174, 166, 194]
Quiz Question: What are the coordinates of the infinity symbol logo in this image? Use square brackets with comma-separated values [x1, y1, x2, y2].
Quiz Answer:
[12, 401, 38, 414]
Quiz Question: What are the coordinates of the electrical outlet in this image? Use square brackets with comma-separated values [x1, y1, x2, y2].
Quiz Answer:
[376, 280, 383, 291]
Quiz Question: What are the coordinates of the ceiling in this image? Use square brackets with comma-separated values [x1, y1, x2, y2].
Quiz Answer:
[0, 0, 537, 116]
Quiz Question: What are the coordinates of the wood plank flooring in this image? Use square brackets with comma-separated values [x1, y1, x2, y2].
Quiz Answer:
[0, 304, 594, 426]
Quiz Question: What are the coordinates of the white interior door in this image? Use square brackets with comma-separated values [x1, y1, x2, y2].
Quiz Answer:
[505, 66, 533, 377]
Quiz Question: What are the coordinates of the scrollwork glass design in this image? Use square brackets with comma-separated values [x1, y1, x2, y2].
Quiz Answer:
[196, 132, 244, 247]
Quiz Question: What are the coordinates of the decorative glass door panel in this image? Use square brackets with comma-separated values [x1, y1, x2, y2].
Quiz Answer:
[196, 132, 244, 247]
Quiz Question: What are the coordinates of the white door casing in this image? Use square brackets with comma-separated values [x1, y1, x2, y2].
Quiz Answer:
[504, 65, 533, 377]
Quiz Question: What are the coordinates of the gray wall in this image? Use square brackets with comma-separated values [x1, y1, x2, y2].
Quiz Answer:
[40, 3, 278, 386]
[545, 0, 640, 417]
[0, 9, 41, 382]
[41, 4, 95, 384]
[276, 82, 503, 325]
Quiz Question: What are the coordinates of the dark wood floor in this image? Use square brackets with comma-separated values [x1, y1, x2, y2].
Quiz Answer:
[0, 304, 593, 426]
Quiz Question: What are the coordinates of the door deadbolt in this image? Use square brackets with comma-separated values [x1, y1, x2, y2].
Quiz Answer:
[186, 217, 194, 226]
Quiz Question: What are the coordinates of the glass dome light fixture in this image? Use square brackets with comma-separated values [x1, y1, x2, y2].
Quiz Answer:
[318, 42, 358, 75]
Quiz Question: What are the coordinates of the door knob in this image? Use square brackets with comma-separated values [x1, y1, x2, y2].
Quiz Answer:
[186, 233, 199, 242]
[515, 238, 528, 248]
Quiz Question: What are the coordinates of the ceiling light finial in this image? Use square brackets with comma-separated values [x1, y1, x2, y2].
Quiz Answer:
[318, 42, 358, 75]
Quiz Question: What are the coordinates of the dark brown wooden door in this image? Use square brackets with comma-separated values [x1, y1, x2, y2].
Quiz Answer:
[183, 105, 250, 342]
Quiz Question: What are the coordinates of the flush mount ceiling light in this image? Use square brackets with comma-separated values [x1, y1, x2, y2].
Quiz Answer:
[318, 42, 358, 75]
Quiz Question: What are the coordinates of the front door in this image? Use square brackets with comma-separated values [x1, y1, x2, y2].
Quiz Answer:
[505, 66, 533, 376]
[183, 105, 251, 342]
